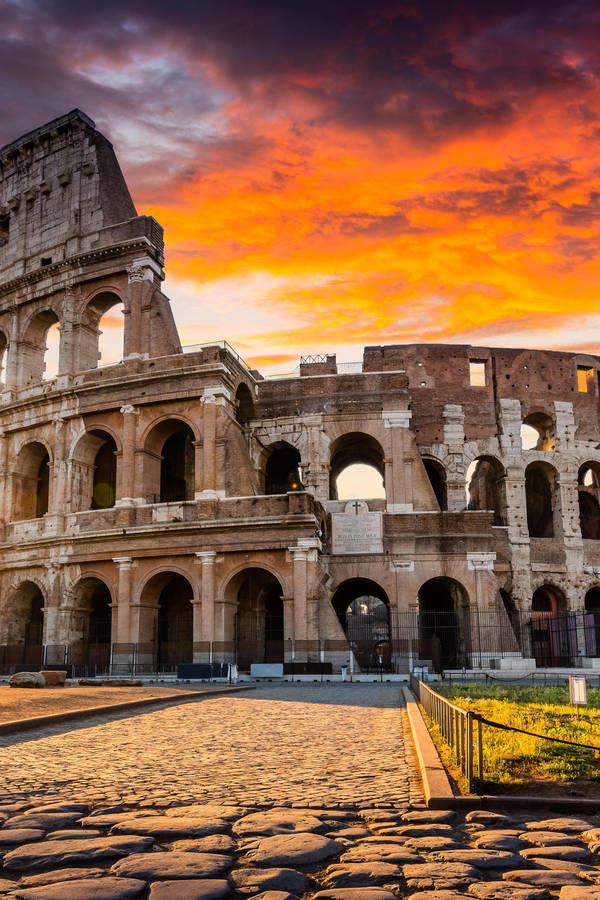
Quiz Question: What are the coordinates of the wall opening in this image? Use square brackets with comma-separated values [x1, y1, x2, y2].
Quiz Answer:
[232, 568, 284, 670]
[469, 360, 486, 386]
[577, 366, 594, 393]
[13, 442, 50, 520]
[578, 462, 600, 540]
[70, 430, 118, 512]
[2, 582, 45, 667]
[157, 574, 193, 669]
[329, 432, 385, 500]
[423, 458, 447, 511]
[417, 577, 470, 671]
[584, 587, 600, 657]
[21, 310, 60, 386]
[530, 584, 574, 667]
[235, 383, 255, 425]
[331, 578, 390, 671]
[466, 456, 506, 525]
[80, 292, 124, 370]
[521, 412, 556, 451]
[66, 578, 112, 673]
[525, 461, 559, 538]
[265, 442, 302, 494]
[0, 331, 7, 387]
[144, 420, 195, 503]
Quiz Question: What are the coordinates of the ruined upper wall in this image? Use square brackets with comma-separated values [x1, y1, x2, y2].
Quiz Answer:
[0, 109, 149, 284]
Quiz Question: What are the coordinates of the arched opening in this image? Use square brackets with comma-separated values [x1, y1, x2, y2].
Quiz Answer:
[139, 571, 194, 671]
[265, 442, 302, 494]
[417, 577, 470, 672]
[423, 458, 447, 511]
[578, 462, 600, 540]
[521, 412, 556, 451]
[584, 587, 600, 657]
[331, 578, 390, 672]
[13, 442, 50, 520]
[66, 578, 112, 675]
[70, 430, 117, 512]
[144, 419, 195, 503]
[0, 330, 8, 387]
[525, 461, 559, 538]
[21, 310, 60, 386]
[499, 588, 521, 643]
[530, 585, 574, 667]
[235, 383, 255, 425]
[2, 582, 45, 667]
[329, 432, 385, 500]
[225, 568, 284, 670]
[466, 456, 506, 525]
[80, 292, 124, 370]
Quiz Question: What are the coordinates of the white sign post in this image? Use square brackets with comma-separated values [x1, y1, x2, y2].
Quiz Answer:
[569, 675, 587, 718]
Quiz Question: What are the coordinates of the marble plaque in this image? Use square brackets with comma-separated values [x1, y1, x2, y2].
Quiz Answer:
[331, 500, 383, 554]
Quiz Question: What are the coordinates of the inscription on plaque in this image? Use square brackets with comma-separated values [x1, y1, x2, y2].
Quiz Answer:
[332, 500, 383, 554]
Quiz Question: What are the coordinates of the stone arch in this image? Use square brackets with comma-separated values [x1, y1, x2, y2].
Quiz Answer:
[63, 576, 113, 673]
[12, 440, 51, 520]
[525, 461, 560, 538]
[70, 429, 118, 512]
[223, 567, 285, 670]
[584, 586, 600, 657]
[466, 455, 506, 525]
[21, 308, 60, 385]
[522, 410, 556, 451]
[79, 289, 124, 370]
[530, 584, 574, 667]
[417, 576, 471, 672]
[264, 441, 302, 494]
[1, 581, 45, 666]
[578, 461, 600, 540]
[143, 417, 196, 503]
[138, 569, 196, 670]
[331, 578, 391, 672]
[422, 457, 447, 511]
[329, 432, 385, 500]
[0, 328, 8, 387]
[235, 382, 255, 425]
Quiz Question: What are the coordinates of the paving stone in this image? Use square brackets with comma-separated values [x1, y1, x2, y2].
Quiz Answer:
[233, 809, 324, 837]
[111, 851, 231, 880]
[466, 812, 513, 827]
[320, 861, 404, 888]
[391, 824, 455, 838]
[79, 812, 150, 828]
[110, 816, 229, 839]
[165, 805, 247, 821]
[18, 868, 107, 887]
[340, 842, 422, 863]
[312, 891, 398, 900]
[473, 834, 524, 852]
[403, 862, 481, 890]
[0, 828, 45, 846]
[148, 879, 231, 899]
[244, 832, 344, 866]
[405, 837, 464, 853]
[229, 867, 314, 895]
[29, 803, 89, 815]
[427, 850, 522, 869]
[524, 820, 593, 835]
[520, 846, 591, 862]
[11, 878, 146, 899]
[402, 811, 456, 824]
[525, 858, 599, 874]
[46, 830, 103, 840]
[521, 832, 581, 847]
[4, 812, 84, 831]
[170, 835, 236, 853]
[409, 892, 472, 900]
[560, 887, 600, 900]
[3, 835, 156, 870]
[250, 893, 299, 900]
[468, 881, 551, 900]
[326, 826, 372, 841]
[503, 871, 587, 887]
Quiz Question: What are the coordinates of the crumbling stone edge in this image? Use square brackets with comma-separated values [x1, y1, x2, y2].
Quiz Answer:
[0, 684, 255, 735]
[402, 685, 600, 813]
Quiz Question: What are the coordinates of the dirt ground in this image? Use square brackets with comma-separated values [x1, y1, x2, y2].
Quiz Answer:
[0, 684, 198, 723]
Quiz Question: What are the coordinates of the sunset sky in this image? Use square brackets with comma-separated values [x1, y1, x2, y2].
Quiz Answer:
[2, 0, 600, 372]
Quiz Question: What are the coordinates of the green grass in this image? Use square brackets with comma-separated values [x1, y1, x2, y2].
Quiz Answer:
[430, 682, 600, 791]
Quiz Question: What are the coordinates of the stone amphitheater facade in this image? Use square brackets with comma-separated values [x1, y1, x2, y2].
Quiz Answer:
[0, 109, 599, 677]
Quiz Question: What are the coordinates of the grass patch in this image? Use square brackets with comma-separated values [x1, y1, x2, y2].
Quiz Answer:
[430, 682, 600, 794]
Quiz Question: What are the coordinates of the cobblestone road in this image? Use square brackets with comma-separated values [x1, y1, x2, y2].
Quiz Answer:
[0, 683, 422, 808]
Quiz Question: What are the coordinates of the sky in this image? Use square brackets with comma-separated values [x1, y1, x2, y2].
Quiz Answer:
[2, 0, 600, 373]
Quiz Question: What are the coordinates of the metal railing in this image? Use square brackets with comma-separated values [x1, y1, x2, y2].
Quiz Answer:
[410, 674, 482, 791]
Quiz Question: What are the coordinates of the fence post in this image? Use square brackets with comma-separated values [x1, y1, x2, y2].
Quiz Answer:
[466, 712, 474, 792]
[477, 717, 483, 779]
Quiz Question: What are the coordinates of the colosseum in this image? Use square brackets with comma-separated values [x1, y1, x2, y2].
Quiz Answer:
[0, 108, 599, 680]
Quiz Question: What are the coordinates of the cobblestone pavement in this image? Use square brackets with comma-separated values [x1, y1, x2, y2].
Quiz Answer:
[0, 684, 598, 899]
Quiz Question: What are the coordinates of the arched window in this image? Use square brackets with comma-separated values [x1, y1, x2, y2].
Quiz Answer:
[232, 568, 284, 670]
[584, 587, 600, 657]
[13, 442, 50, 520]
[423, 458, 447, 511]
[144, 420, 195, 503]
[417, 577, 470, 672]
[235, 383, 255, 425]
[525, 461, 559, 538]
[2, 582, 45, 667]
[331, 578, 391, 672]
[521, 412, 556, 451]
[531, 585, 573, 667]
[466, 456, 506, 525]
[80, 292, 124, 370]
[0, 330, 8, 387]
[71, 430, 117, 512]
[265, 442, 302, 494]
[329, 433, 385, 500]
[139, 571, 194, 670]
[65, 578, 112, 674]
[21, 310, 60, 386]
[578, 463, 600, 540]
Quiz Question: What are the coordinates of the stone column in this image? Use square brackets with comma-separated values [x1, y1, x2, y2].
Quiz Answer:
[193, 440, 204, 499]
[195, 551, 217, 658]
[290, 547, 308, 653]
[443, 404, 466, 511]
[282, 595, 294, 662]
[116, 405, 138, 505]
[199, 386, 231, 498]
[382, 409, 413, 512]
[113, 557, 135, 645]
[213, 600, 237, 662]
[4, 307, 19, 395]
[57, 282, 78, 379]
[0, 432, 9, 522]
[48, 415, 67, 517]
[124, 265, 144, 359]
